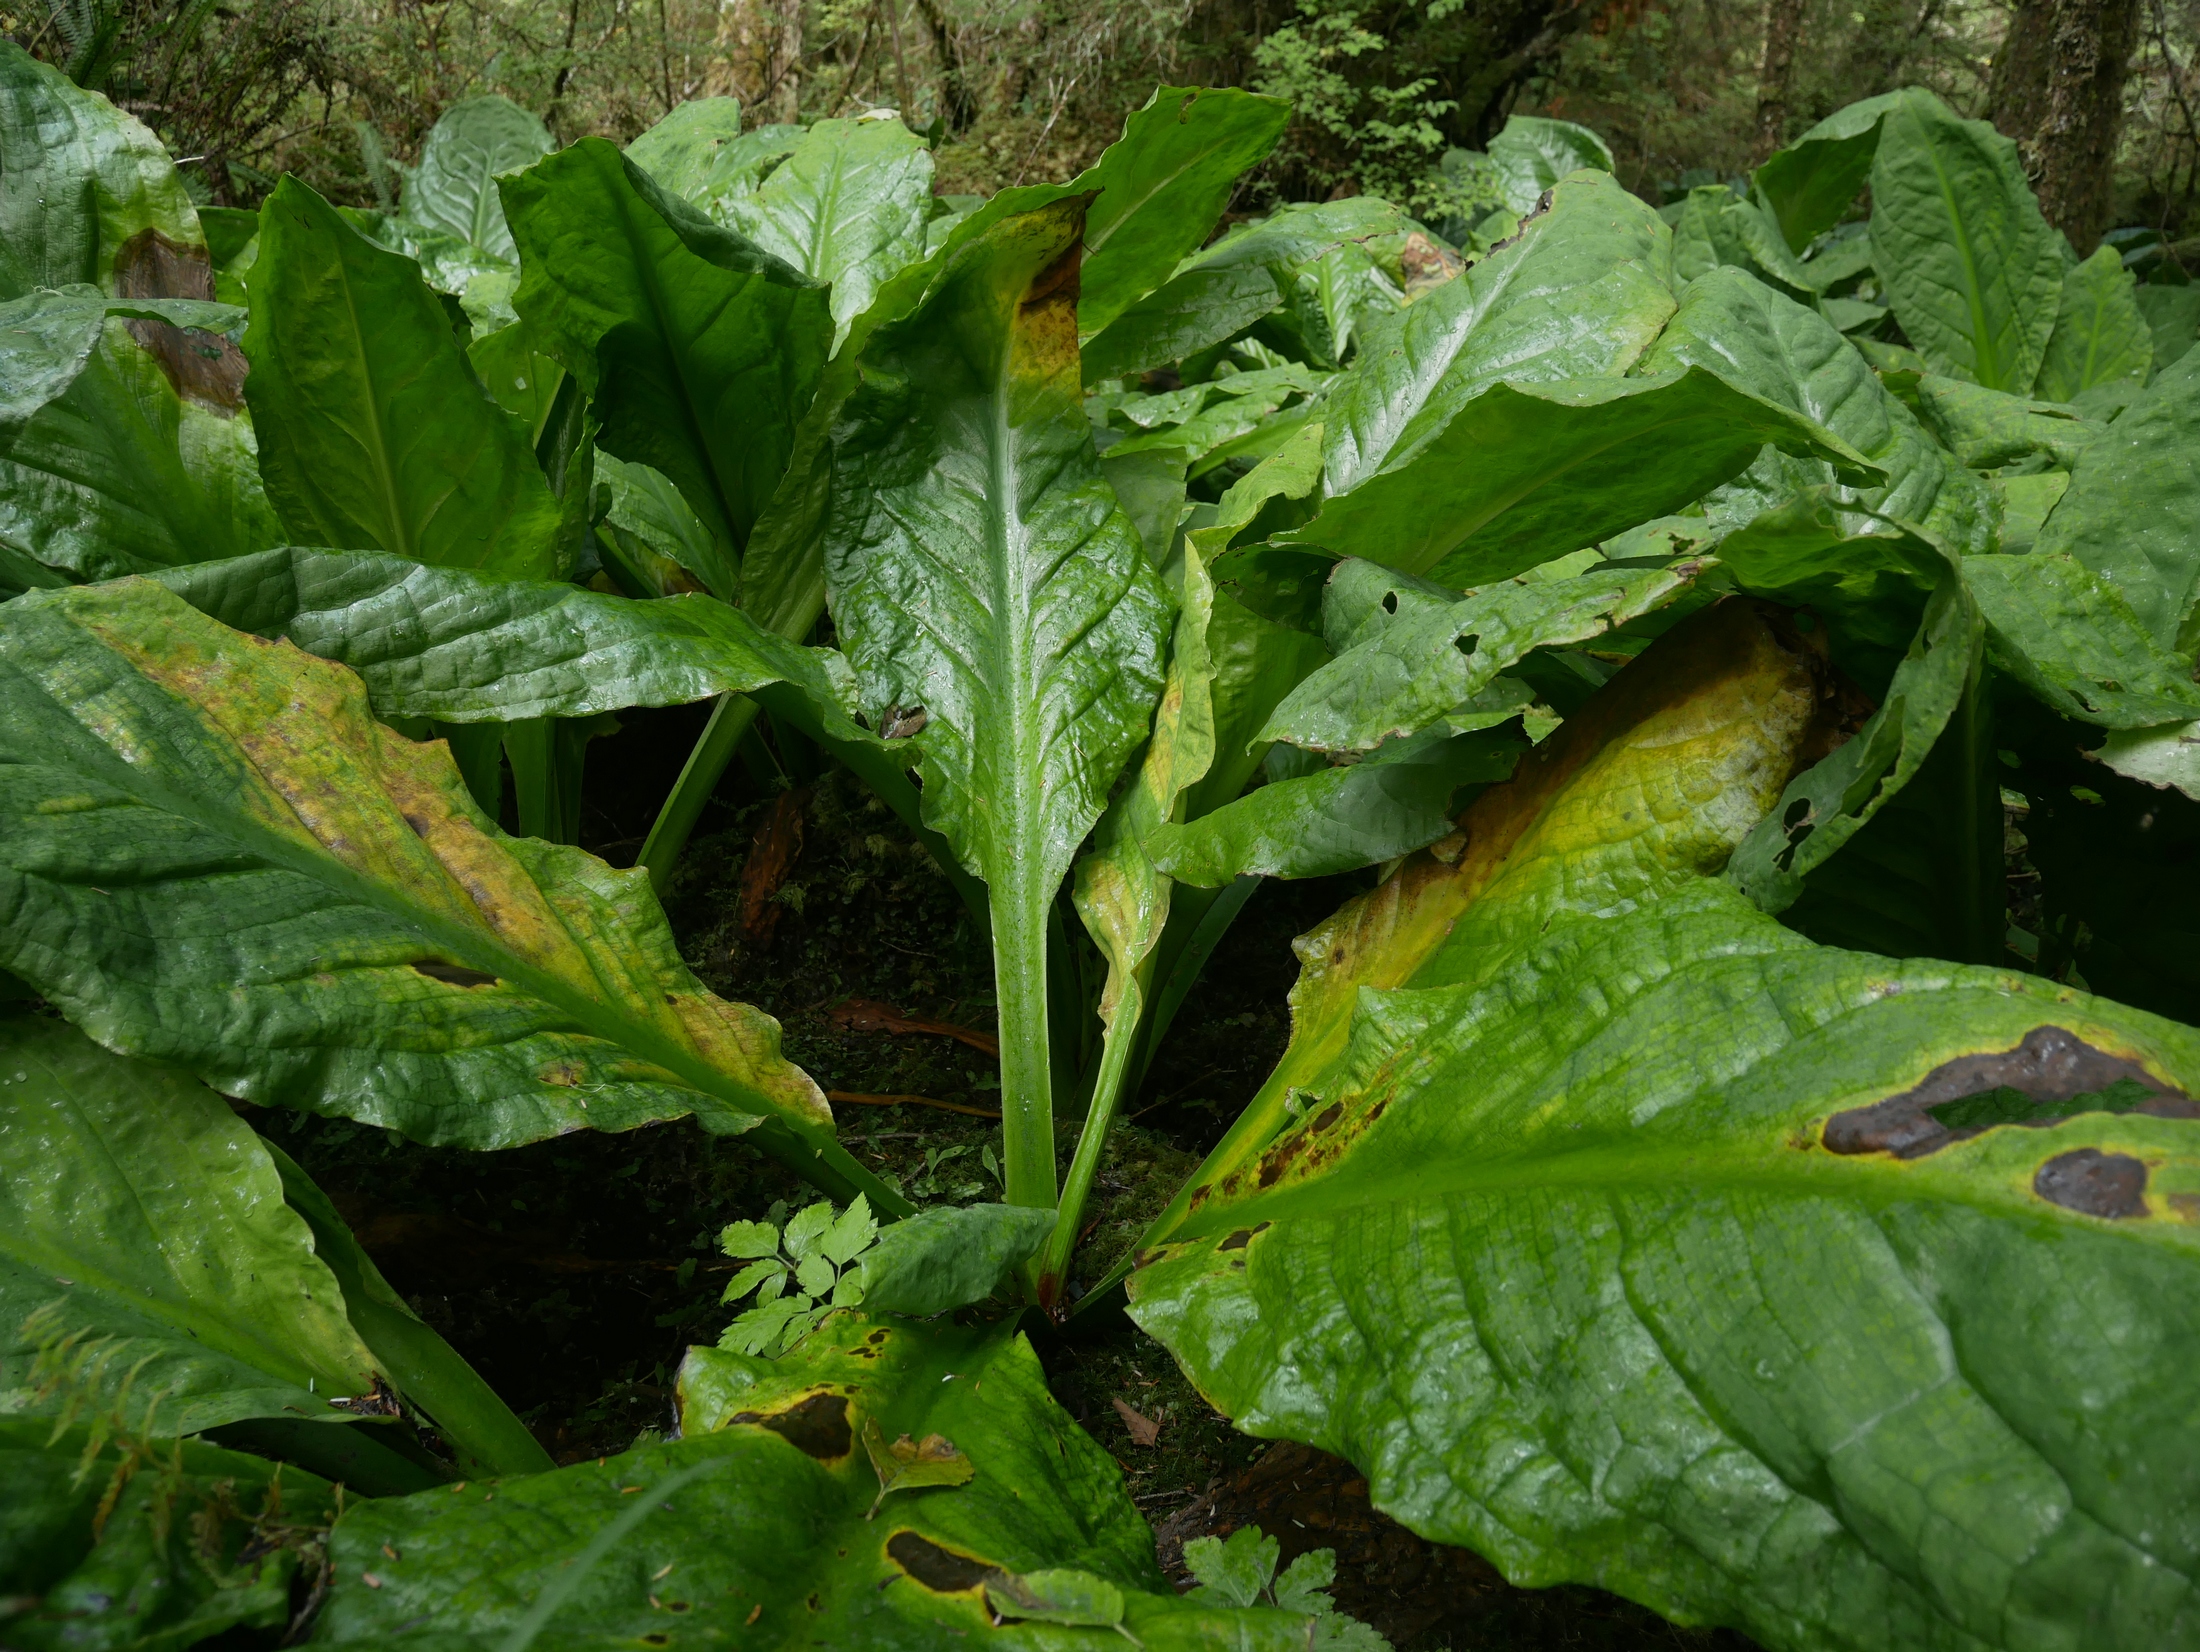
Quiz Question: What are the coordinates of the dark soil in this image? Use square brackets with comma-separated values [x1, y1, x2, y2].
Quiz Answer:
[263, 710, 1758, 1649]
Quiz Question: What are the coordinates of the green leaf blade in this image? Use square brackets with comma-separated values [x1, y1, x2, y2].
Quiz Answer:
[244, 178, 560, 576]
[0, 578, 857, 1175]
[504, 139, 832, 564]
[1868, 90, 2063, 391]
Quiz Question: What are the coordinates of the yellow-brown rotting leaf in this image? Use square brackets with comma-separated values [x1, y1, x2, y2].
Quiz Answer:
[1167, 597, 1841, 1231]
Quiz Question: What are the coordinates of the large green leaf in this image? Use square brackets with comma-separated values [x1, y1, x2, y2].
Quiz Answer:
[1292, 366, 1874, 585]
[2033, 243, 2154, 401]
[821, 196, 1171, 1207]
[1967, 550, 2200, 728]
[151, 545, 918, 800]
[2135, 285, 2200, 372]
[244, 179, 560, 576]
[313, 1314, 1308, 1650]
[0, 578, 903, 1215]
[0, 289, 280, 580]
[0, 41, 203, 301]
[1, 1420, 338, 1648]
[1669, 186, 1815, 299]
[1868, 90, 2063, 391]
[1641, 265, 1993, 554]
[1901, 372, 2100, 470]
[2033, 350, 2200, 653]
[1310, 172, 1673, 513]
[503, 139, 832, 566]
[1075, 84, 1291, 340]
[1151, 723, 1525, 884]
[1080, 197, 1404, 385]
[1126, 598, 1832, 1262]
[719, 115, 934, 342]
[623, 95, 747, 199]
[1260, 556, 1704, 755]
[1748, 90, 1902, 253]
[1131, 863, 2200, 1652]
[397, 94, 554, 264]
[0, 1012, 381, 1438]
[1485, 114, 1615, 215]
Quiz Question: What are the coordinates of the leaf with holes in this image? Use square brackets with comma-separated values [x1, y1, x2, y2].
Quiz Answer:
[310, 1314, 1312, 1650]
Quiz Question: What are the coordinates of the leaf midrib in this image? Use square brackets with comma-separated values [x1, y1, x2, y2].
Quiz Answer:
[45, 642, 808, 1137]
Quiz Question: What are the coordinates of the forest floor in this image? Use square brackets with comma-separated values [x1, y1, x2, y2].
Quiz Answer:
[266, 705, 1757, 1651]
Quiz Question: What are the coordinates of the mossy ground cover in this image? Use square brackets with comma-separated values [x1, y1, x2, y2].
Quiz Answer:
[260, 711, 1752, 1648]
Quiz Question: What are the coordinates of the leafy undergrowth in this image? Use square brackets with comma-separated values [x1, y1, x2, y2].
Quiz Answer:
[265, 737, 1749, 1649]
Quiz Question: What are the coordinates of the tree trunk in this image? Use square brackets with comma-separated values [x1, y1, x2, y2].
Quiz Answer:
[1752, 0, 1807, 161]
[1990, 0, 2144, 252]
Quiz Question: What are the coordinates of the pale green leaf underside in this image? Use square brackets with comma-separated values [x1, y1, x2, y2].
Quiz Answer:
[1131, 877, 2200, 1652]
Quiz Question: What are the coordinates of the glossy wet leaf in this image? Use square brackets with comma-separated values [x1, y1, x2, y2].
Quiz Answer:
[244, 179, 559, 576]
[1868, 90, 2062, 390]
[1152, 724, 1524, 885]
[1748, 90, 1901, 253]
[503, 138, 832, 562]
[0, 1012, 380, 1437]
[0, 290, 280, 580]
[1312, 172, 1673, 515]
[397, 95, 553, 264]
[594, 449, 731, 596]
[313, 1314, 1310, 1650]
[718, 115, 934, 341]
[0, 1420, 338, 1650]
[1131, 599, 1833, 1258]
[1081, 197, 1403, 384]
[1262, 556, 1704, 754]
[1295, 366, 1872, 586]
[1132, 860, 2200, 1652]
[0, 579, 896, 1212]
[1640, 265, 1992, 554]
[1485, 114, 1615, 215]
[0, 42, 204, 302]
[821, 194, 1171, 1203]
[1075, 84, 1292, 339]
[2034, 351, 2200, 653]
[2033, 243, 2153, 402]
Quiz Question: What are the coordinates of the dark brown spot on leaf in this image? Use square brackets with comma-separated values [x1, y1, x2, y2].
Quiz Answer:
[113, 229, 247, 412]
[1217, 1222, 1271, 1252]
[1311, 1103, 1344, 1132]
[411, 961, 499, 988]
[2034, 1149, 2149, 1218]
[886, 1531, 1003, 1594]
[1822, 1027, 2194, 1158]
[729, 1391, 852, 1461]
